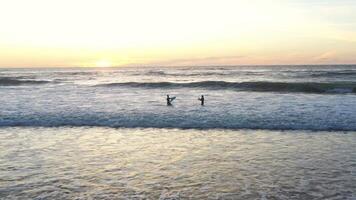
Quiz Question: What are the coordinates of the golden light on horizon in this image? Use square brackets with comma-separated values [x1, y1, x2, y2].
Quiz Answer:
[0, 0, 356, 67]
[95, 60, 112, 68]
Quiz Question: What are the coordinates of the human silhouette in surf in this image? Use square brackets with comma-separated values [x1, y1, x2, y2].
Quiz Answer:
[166, 95, 174, 106]
[198, 95, 204, 106]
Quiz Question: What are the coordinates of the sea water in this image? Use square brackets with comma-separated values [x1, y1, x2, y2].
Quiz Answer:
[0, 65, 356, 199]
[0, 65, 356, 130]
[0, 128, 355, 199]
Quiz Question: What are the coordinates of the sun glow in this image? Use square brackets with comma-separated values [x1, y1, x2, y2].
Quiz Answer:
[95, 60, 112, 68]
[1, 0, 356, 67]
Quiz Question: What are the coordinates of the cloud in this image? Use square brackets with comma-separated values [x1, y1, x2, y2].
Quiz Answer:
[313, 52, 337, 62]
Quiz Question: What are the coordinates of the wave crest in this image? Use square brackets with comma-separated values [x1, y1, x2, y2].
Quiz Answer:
[0, 77, 50, 86]
[96, 81, 356, 94]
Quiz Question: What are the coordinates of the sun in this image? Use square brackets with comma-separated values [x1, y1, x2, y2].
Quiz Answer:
[95, 60, 112, 68]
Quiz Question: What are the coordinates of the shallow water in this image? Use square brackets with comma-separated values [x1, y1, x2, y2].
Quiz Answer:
[0, 127, 355, 199]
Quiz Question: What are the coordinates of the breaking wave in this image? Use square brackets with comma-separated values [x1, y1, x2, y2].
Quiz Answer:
[97, 81, 356, 94]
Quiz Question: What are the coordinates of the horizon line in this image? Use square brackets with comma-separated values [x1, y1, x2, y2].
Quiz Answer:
[1, 63, 356, 69]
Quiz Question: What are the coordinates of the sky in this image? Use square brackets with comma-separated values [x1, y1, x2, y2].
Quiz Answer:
[0, 0, 356, 67]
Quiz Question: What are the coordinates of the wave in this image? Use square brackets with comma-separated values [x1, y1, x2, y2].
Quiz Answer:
[1, 114, 355, 131]
[142, 70, 264, 77]
[308, 70, 356, 77]
[96, 81, 356, 94]
[0, 77, 50, 86]
[141, 69, 356, 77]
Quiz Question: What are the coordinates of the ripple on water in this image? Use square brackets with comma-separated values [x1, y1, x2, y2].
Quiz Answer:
[0, 127, 355, 199]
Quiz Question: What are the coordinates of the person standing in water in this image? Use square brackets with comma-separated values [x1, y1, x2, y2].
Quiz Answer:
[167, 95, 174, 106]
[198, 95, 204, 106]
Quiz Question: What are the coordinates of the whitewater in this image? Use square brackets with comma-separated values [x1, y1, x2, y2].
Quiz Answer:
[1, 65, 356, 131]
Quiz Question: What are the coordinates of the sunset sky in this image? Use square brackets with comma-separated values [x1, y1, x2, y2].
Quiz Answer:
[1, 0, 356, 67]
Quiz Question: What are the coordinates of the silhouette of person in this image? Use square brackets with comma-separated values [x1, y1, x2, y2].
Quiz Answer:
[198, 95, 204, 106]
[167, 95, 173, 106]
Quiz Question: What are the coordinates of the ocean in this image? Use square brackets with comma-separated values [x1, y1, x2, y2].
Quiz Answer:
[1, 65, 356, 130]
[0, 65, 355, 199]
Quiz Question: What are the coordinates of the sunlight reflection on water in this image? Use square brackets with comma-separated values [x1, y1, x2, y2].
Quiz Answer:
[0, 127, 355, 199]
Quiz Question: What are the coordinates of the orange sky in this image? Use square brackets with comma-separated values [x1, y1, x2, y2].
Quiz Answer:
[1, 0, 356, 67]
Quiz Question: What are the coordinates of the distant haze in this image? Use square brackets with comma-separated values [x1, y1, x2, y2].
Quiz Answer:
[1, 0, 356, 67]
